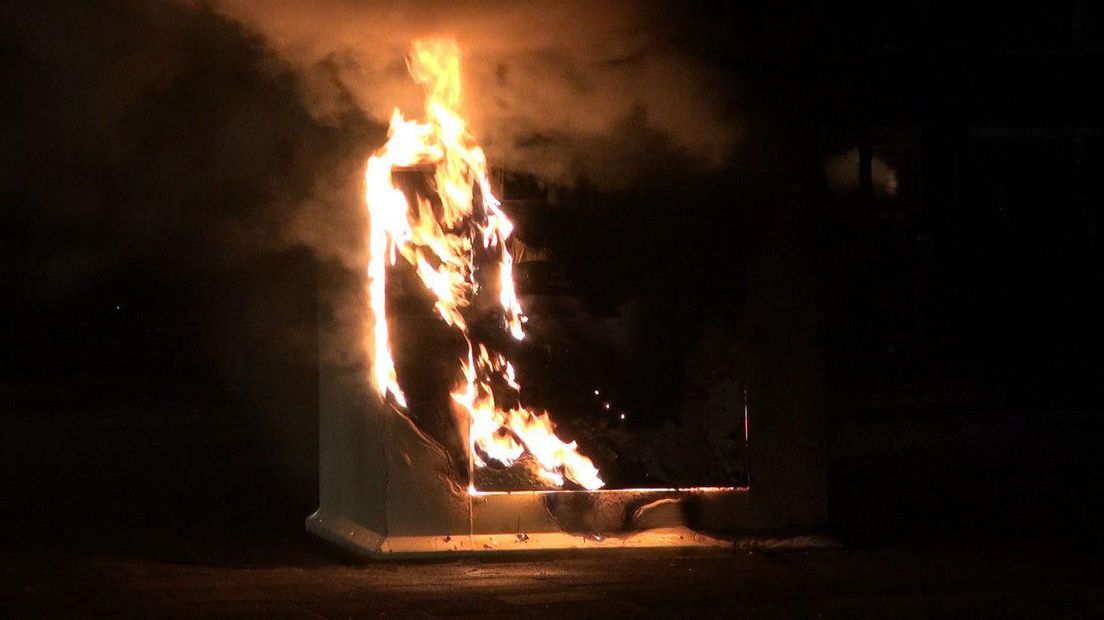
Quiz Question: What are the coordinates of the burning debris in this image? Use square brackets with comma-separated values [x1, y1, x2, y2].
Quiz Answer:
[363, 38, 603, 490]
[295, 23, 809, 558]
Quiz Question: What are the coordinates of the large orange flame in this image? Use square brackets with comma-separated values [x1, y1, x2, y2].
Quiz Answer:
[364, 38, 603, 490]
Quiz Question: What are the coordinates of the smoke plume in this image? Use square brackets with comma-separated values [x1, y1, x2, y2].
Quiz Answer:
[3, 0, 742, 386]
[1, 0, 741, 495]
[206, 0, 739, 188]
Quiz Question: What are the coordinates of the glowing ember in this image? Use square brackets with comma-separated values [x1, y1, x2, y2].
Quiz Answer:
[364, 38, 603, 490]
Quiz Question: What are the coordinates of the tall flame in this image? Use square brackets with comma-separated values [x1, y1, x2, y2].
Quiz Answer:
[364, 38, 603, 490]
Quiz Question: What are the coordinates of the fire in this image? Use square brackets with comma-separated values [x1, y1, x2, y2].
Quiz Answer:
[364, 38, 603, 490]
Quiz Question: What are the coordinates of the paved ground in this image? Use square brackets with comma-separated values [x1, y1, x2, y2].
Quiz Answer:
[4, 544, 1104, 618]
[4, 397, 1104, 617]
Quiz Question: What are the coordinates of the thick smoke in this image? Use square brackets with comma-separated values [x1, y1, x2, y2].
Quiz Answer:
[3, 0, 377, 280]
[1, 0, 740, 499]
[206, 0, 739, 188]
[4, 0, 740, 286]
[3, 0, 741, 399]
[2, 0, 361, 496]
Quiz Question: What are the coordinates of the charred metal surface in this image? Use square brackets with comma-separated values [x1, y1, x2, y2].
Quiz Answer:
[541, 490, 603, 534]
[629, 497, 687, 530]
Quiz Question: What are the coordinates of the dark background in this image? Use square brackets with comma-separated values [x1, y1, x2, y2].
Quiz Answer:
[2, 0, 1103, 559]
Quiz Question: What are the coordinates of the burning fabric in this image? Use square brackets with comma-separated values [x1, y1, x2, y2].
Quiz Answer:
[364, 38, 603, 490]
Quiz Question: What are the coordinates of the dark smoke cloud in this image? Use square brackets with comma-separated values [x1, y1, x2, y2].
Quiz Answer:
[3, 0, 377, 284]
[2, 0, 363, 490]
[3, 0, 743, 394]
[205, 0, 741, 188]
[0, 0, 741, 498]
[2, 0, 386, 410]
[5, 0, 741, 286]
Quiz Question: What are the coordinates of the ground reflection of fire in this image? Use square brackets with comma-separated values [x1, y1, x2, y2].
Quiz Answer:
[364, 38, 603, 490]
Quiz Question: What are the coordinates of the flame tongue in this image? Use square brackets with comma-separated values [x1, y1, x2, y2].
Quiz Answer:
[364, 38, 604, 490]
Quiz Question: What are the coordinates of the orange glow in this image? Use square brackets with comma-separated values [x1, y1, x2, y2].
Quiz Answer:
[468, 486, 745, 497]
[364, 38, 603, 490]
